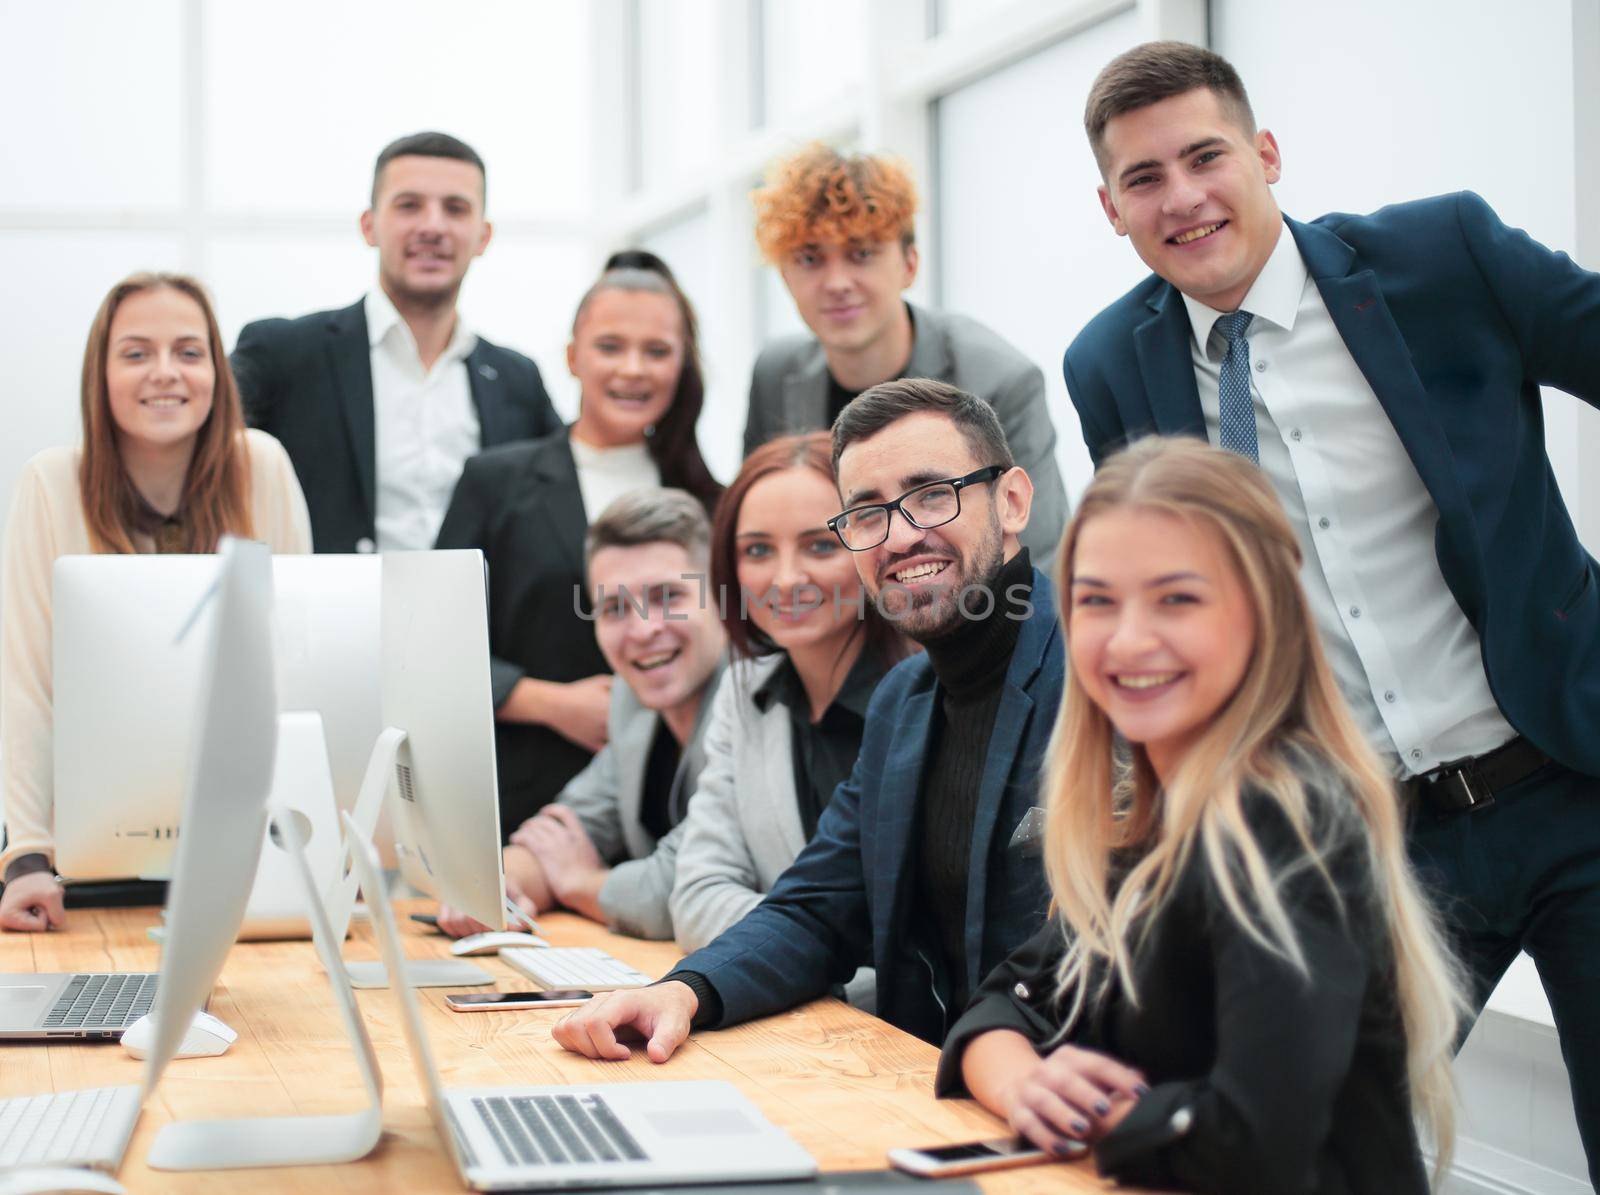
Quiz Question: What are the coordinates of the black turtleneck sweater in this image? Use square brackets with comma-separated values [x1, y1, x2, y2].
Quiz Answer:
[667, 549, 1034, 1031]
[915, 547, 1033, 1021]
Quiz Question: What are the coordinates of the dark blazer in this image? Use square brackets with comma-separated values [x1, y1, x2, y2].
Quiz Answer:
[937, 782, 1426, 1195]
[744, 302, 1070, 564]
[676, 568, 1062, 1045]
[233, 297, 561, 553]
[434, 431, 608, 832]
[1062, 192, 1600, 777]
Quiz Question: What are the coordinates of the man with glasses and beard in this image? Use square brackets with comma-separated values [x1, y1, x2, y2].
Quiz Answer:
[549, 379, 1064, 1060]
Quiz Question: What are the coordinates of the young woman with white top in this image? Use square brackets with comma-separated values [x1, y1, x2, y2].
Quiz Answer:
[434, 251, 721, 840]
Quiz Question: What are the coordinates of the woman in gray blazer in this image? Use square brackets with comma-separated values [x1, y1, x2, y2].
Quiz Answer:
[669, 433, 910, 1006]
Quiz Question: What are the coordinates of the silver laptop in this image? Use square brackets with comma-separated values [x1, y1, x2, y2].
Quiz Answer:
[346, 816, 817, 1192]
[0, 971, 160, 1040]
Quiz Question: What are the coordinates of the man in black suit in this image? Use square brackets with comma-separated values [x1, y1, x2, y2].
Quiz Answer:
[232, 131, 559, 553]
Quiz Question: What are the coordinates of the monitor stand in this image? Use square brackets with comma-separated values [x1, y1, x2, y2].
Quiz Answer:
[325, 727, 492, 989]
[145, 807, 384, 1170]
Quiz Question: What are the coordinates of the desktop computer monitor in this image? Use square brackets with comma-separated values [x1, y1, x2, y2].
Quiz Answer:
[271, 556, 383, 828]
[139, 538, 386, 1173]
[139, 537, 278, 1083]
[52, 554, 381, 880]
[379, 549, 507, 932]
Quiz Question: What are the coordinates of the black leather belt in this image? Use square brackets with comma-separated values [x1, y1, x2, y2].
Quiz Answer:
[1404, 735, 1548, 815]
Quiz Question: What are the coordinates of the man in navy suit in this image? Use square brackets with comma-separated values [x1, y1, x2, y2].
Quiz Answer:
[233, 132, 558, 554]
[549, 379, 1061, 1058]
[1064, 42, 1600, 1171]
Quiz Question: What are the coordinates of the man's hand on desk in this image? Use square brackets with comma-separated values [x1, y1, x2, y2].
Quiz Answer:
[0, 871, 66, 932]
[552, 980, 697, 1063]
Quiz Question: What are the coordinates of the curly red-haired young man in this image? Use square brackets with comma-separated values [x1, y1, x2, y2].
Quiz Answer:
[744, 143, 1069, 564]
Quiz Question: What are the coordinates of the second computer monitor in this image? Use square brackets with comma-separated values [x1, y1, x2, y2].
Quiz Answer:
[52, 554, 380, 880]
[381, 549, 506, 932]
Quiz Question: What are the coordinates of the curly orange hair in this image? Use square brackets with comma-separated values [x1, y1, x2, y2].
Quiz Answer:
[752, 143, 919, 263]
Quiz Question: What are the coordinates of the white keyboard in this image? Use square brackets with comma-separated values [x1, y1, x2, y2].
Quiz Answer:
[501, 947, 653, 991]
[0, 1085, 140, 1171]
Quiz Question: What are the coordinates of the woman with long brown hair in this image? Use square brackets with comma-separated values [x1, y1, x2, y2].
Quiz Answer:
[937, 437, 1465, 1191]
[0, 272, 310, 932]
[667, 432, 910, 991]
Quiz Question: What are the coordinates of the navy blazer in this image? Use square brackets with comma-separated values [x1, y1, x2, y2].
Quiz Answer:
[678, 568, 1062, 1045]
[233, 297, 560, 553]
[1063, 193, 1600, 777]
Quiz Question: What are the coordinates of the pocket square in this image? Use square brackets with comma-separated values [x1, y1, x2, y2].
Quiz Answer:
[1009, 806, 1047, 852]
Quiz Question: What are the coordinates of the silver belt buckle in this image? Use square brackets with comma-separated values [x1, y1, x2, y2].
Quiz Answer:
[1436, 762, 1495, 812]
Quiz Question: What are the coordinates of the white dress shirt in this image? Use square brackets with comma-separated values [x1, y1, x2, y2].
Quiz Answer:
[366, 289, 481, 553]
[1182, 223, 1516, 777]
[569, 435, 660, 522]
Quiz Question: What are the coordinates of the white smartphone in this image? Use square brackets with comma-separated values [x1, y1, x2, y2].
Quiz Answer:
[886, 1138, 1058, 1177]
[445, 989, 594, 1011]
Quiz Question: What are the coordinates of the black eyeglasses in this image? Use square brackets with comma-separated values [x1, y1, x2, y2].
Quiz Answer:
[827, 465, 1007, 552]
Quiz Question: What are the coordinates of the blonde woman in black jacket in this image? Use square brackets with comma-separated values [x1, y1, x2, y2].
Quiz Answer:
[938, 438, 1466, 1194]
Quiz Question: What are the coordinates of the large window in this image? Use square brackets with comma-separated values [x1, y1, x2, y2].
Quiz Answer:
[934, 9, 1146, 500]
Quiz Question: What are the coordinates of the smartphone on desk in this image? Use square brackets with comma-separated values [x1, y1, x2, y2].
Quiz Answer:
[887, 1138, 1058, 1177]
[446, 989, 593, 1012]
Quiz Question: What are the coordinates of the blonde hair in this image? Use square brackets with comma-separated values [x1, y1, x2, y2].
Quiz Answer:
[1042, 437, 1466, 1169]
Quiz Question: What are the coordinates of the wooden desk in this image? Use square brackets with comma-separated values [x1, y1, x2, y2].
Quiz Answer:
[0, 904, 1119, 1193]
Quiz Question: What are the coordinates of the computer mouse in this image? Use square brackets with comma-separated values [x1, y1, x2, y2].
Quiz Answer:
[448, 931, 551, 957]
[0, 1167, 126, 1195]
[119, 1009, 237, 1059]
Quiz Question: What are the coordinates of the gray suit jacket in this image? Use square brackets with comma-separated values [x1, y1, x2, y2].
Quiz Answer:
[742, 302, 1069, 564]
[669, 657, 875, 1010]
[556, 661, 725, 940]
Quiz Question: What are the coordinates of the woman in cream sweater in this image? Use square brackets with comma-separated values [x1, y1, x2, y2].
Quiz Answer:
[0, 272, 310, 931]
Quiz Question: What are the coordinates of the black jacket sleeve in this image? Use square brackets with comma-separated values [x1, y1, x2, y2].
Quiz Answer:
[507, 351, 563, 442]
[934, 920, 1067, 1096]
[434, 457, 528, 708]
[231, 318, 289, 431]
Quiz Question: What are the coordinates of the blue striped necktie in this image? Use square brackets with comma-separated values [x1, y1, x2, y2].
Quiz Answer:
[1215, 309, 1258, 462]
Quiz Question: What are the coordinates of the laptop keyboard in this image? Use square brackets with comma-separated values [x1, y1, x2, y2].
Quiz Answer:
[0, 1085, 142, 1169]
[472, 1093, 649, 1167]
[41, 973, 158, 1030]
[500, 948, 652, 991]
